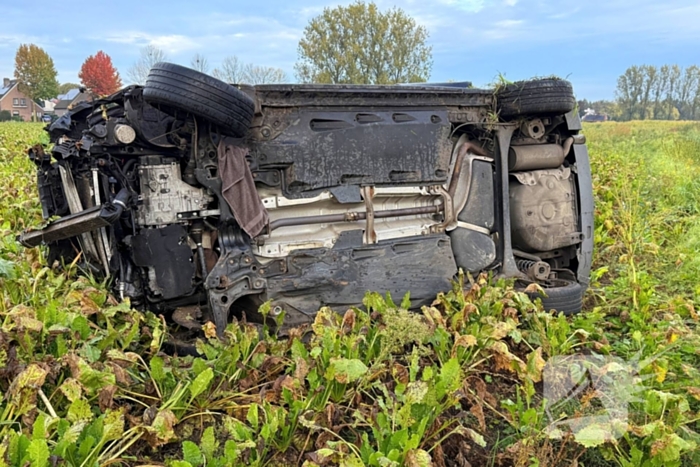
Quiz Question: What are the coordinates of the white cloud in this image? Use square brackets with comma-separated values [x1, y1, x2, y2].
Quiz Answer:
[504, 0, 518, 5]
[0, 34, 42, 48]
[104, 32, 199, 54]
[436, 0, 488, 12]
[482, 19, 524, 39]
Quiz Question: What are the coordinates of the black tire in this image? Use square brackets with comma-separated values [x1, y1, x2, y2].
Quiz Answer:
[142, 62, 255, 137]
[525, 278, 583, 316]
[497, 79, 575, 119]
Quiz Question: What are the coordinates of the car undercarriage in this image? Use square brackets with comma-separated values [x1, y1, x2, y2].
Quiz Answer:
[18, 63, 594, 339]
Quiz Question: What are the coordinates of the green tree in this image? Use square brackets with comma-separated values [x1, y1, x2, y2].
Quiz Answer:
[295, 1, 432, 84]
[58, 82, 81, 94]
[13, 44, 59, 120]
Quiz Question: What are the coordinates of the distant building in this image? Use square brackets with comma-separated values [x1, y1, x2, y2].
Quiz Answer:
[40, 99, 56, 114]
[581, 108, 609, 123]
[54, 89, 93, 117]
[0, 78, 46, 121]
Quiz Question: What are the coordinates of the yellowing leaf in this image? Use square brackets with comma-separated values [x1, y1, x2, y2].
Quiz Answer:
[526, 348, 547, 383]
[202, 321, 217, 339]
[149, 409, 178, 446]
[489, 341, 526, 374]
[326, 358, 368, 384]
[405, 449, 433, 467]
[59, 378, 83, 403]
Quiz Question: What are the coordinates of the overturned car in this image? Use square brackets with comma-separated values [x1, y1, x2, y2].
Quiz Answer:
[19, 63, 593, 337]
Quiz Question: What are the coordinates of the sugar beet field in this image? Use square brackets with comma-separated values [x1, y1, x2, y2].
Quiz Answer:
[1, 121, 700, 466]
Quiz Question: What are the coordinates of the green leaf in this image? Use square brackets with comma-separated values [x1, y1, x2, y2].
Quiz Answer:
[103, 409, 125, 442]
[326, 358, 368, 384]
[150, 355, 165, 383]
[401, 291, 412, 310]
[0, 258, 15, 279]
[182, 441, 204, 467]
[27, 439, 50, 467]
[247, 404, 259, 429]
[59, 378, 83, 402]
[200, 426, 218, 459]
[189, 367, 214, 400]
[437, 358, 461, 399]
[573, 423, 611, 448]
[651, 433, 696, 463]
[67, 399, 93, 423]
[224, 440, 239, 462]
[192, 357, 208, 376]
[32, 413, 48, 440]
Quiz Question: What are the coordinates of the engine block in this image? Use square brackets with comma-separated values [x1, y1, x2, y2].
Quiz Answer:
[136, 156, 213, 226]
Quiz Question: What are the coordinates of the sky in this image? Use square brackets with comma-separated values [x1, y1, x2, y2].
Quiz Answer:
[1, 0, 698, 100]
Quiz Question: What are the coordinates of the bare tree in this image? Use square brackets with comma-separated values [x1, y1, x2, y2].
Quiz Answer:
[241, 64, 288, 84]
[212, 56, 244, 83]
[127, 45, 168, 85]
[190, 53, 210, 73]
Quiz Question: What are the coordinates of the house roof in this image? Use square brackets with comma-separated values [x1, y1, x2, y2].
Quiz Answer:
[55, 92, 92, 110]
[57, 88, 81, 101]
[54, 99, 73, 110]
[0, 80, 17, 99]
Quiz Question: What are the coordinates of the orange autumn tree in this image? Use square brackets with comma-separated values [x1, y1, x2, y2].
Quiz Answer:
[78, 51, 122, 96]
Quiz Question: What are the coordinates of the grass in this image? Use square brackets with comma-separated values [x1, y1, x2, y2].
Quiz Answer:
[0, 120, 699, 466]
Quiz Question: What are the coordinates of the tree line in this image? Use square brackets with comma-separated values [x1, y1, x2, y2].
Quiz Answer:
[581, 64, 700, 121]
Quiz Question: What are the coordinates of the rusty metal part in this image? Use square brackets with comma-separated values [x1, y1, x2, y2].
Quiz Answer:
[562, 136, 574, 155]
[362, 186, 377, 244]
[268, 205, 441, 232]
[172, 305, 203, 329]
[516, 259, 551, 281]
[446, 138, 494, 231]
[428, 185, 454, 233]
[520, 118, 545, 139]
[447, 141, 490, 199]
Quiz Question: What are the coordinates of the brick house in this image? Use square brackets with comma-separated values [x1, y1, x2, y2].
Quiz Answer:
[0, 78, 45, 121]
[54, 90, 93, 117]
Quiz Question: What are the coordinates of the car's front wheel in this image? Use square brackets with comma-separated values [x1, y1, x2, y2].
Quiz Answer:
[142, 62, 255, 138]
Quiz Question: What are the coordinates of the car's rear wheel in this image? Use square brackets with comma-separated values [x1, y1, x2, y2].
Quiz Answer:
[524, 278, 583, 316]
[143, 62, 255, 138]
[497, 79, 575, 119]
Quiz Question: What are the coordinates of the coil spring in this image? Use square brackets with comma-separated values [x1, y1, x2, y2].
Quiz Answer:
[516, 259, 550, 280]
[516, 259, 537, 272]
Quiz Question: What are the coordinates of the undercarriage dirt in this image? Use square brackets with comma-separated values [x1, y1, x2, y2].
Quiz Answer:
[18, 65, 594, 339]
